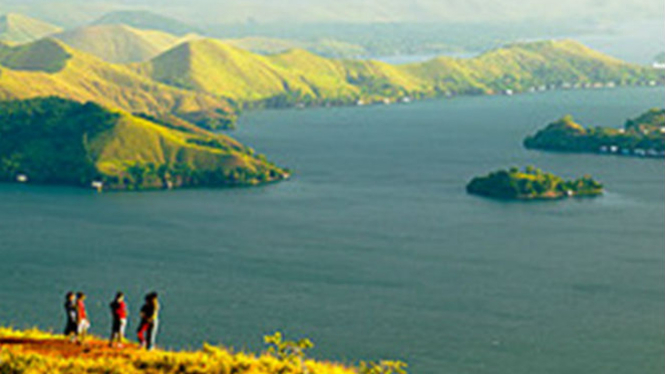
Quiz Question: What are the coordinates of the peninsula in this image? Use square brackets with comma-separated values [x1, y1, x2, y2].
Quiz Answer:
[524, 109, 665, 158]
[0, 97, 288, 191]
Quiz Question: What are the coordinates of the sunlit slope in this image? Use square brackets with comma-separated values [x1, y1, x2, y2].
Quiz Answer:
[405, 40, 658, 92]
[53, 24, 200, 63]
[0, 38, 235, 128]
[138, 40, 424, 102]
[136, 39, 322, 101]
[0, 13, 62, 43]
[141, 39, 661, 105]
[0, 97, 287, 190]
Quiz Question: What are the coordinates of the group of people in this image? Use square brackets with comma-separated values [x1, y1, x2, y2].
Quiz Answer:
[64, 291, 160, 350]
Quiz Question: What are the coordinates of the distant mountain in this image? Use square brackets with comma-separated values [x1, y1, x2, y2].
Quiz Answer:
[135, 39, 662, 106]
[225, 37, 367, 58]
[0, 13, 62, 43]
[53, 24, 200, 63]
[0, 97, 288, 190]
[0, 38, 235, 129]
[92, 10, 201, 36]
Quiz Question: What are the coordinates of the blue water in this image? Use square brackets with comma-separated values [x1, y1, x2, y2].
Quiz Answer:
[0, 87, 663, 373]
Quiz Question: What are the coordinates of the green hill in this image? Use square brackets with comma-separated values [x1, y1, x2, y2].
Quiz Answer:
[53, 24, 200, 63]
[138, 39, 662, 107]
[92, 11, 201, 36]
[0, 13, 62, 44]
[0, 97, 288, 190]
[135, 40, 328, 102]
[404, 39, 658, 93]
[0, 38, 236, 129]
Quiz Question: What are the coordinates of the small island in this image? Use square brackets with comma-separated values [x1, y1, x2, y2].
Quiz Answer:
[466, 166, 603, 200]
[523, 109, 665, 158]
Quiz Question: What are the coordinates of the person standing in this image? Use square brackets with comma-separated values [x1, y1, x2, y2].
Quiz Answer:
[109, 292, 128, 347]
[137, 292, 159, 350]
[75, 292, 90, 344]
[63, 292, 78, 341]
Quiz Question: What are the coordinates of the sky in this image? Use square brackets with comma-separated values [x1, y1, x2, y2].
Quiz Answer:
[2, 0, 663, 25]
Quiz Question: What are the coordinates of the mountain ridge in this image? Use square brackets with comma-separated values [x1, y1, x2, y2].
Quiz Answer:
[0, 13, 62, 43]
[137, 38, 663, 106]
[53, 24, 200, 63]
[0, 37, 236, 129]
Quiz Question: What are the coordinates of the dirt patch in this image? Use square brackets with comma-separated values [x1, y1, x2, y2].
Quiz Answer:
[0, 336, 141, 359]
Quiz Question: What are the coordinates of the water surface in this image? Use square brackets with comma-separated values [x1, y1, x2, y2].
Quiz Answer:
[0, 87, 663, 374]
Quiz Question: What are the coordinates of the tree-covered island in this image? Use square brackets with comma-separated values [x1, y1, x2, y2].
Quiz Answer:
[524, 109, 665, 158]
[466, 166, 603, 200]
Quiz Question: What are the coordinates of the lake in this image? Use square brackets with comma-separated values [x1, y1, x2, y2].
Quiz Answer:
[0, 87, 663, 374]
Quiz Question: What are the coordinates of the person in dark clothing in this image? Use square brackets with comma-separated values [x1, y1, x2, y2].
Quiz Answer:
[63, 292, 77, 341]
[137, 292, 159, 350]
[109, 292, 128, 347]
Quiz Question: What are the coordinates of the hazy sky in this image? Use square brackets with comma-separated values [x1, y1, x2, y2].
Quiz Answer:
[2, 0, 663, 25]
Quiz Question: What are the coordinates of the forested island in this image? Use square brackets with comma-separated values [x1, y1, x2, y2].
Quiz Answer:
[0, 97, 289, 191]
[466, 166, 603, 200]
[524, 109, 665, 158]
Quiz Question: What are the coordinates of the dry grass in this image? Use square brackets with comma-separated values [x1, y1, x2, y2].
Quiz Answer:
[0, 327, 358, 374]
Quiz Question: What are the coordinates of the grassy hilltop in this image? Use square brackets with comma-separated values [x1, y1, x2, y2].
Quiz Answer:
[0, 327, 390, 374]
[0, 38, 236, 129]
[0, 97, 287, 190]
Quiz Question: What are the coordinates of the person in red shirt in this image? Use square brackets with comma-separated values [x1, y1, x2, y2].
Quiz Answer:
[109, 292, 128, 347]
[75, 292, 90, 344]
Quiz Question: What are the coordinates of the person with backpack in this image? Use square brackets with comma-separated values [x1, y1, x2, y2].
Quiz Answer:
[63, 292, 78, 341]
[109, 292, 128, 347]
[137, 292, 159, 350]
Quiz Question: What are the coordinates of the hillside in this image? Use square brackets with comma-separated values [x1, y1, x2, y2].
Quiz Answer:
[0, 38, 236, 129]
[0, 327, 382, 374]
[92, 10, 201, 36]
[404, 39, 660, 93]
[524, 110, 665, 157]
[53, 24, 200, 63]
[137, 39, 662, 107]
[0, 36, 661, 131]
[0, 97, 288, 190]
[0, 13, 62, 43]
